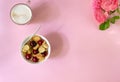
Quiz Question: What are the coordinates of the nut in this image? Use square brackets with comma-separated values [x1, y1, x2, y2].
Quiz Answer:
[33, 44, 39, 50]
[32, 35, 41, 42]
[35, 54, 45, 61]
[38, 46, 46, 53]
[22, 45, 30, 52]
[42, 43, 48, 49]
[27, 50, 32, 54]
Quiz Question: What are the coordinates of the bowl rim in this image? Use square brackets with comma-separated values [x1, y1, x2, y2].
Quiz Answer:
[10, 3, 32, 25]
[20, 34, 51, 64]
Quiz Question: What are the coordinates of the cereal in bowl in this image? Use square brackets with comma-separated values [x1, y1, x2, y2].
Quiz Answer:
[21, 35, 49, 63]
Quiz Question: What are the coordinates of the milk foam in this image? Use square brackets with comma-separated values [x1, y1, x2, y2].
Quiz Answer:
[11, 4, 32, 24]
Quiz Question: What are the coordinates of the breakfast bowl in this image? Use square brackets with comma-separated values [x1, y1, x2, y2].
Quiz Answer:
[20, 34, 51, 63]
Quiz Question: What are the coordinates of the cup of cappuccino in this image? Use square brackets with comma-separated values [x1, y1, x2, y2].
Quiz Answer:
[10, 3, 32, 25]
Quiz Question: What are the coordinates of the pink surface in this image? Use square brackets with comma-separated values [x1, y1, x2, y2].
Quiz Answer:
[0, 0, 120, 82]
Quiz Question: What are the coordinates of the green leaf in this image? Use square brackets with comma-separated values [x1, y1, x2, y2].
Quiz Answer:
[99, 21, 110, 30]
[110, 17, 115, 24]
[114, 16, 120, 19]
[109, 16, 119, 24]
[117, 8, 120, 14]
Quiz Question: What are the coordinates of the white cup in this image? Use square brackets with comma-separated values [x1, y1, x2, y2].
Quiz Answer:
[20, 34, 51, 63]
[10, 3, 32, 25]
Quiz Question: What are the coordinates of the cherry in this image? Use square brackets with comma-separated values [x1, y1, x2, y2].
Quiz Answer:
[33, 50, 39, 54]
[41, 51, 48, 57]
[32, 57, 39, 62]
[25, 54, 31, 60]
[37, 40, 44, 45]
[30, 41, 37, 47]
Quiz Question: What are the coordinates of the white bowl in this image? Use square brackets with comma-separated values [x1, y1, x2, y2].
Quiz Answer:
[20, 34, 51, 63]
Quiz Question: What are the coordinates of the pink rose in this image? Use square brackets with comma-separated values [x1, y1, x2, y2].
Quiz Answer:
[93, 0, 120, 30]
[94, 9, 109, 23]
[93, 0, 109, 23]
[101, 0, 119, 11]
[93, 0, 102, 9]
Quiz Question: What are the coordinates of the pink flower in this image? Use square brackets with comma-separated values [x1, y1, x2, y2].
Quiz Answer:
[93, 0, 119, 23]
[94, 9, 109, 23]
[93, 0, 102, 10]
[101, 0, 119, 12]
[93, 0, 109, 23]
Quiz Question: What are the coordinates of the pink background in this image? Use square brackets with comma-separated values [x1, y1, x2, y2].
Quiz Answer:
[1, 0, 120, 82]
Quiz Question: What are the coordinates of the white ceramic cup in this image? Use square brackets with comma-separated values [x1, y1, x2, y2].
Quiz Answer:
[10, 3, 32, 25]
[20, 34, 51, 63]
